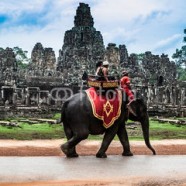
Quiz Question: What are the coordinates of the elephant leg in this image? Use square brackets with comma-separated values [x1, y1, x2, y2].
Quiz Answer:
[62, 126, 78, 158]
[96, 126, 117, 158]
[117, 124, 133, 156]
[61, 132, 88, 158]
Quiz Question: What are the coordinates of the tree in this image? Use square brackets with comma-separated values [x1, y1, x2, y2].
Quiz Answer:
[13, 47, 30, 69]
[172, 29, 186, 80]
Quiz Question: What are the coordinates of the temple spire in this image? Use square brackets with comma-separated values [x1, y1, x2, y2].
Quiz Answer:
[74, 3, 94, 27]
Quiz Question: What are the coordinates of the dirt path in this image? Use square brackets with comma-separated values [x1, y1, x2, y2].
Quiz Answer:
[0, 139, 185, 156]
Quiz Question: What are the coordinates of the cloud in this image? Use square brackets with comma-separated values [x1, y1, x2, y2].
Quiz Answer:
[0, 0, 73, 56]
[0, 0, 186, 59]
[102, 27, 140, 47]
[92, 0, 167, 24]
[0, 0, 54, 28]
[91, 0, 186, 57]
[0, 0, 48, 14]
[152, 34, 183, 58]
[0, 26, 63, 57]
[154, 34, 182, 49]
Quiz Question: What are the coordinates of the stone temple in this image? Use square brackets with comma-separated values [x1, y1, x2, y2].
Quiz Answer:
[57, 2, 105, 74]
[0, 2, 185, 118]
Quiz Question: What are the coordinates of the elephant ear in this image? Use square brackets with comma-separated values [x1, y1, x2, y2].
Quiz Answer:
[127, 99, 147, 118]
[127, 100, 137, 117]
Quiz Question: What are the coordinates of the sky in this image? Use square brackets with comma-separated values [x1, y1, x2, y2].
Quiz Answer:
[0, 0, 186, 60]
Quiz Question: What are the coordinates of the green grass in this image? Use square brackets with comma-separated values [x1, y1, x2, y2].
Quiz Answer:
[52, 113, 61, 120]
[149, 120, 186, 140]
[126, 119, 186, 140]
[0, 117, 185, 140]
[0, 122, 65, 140]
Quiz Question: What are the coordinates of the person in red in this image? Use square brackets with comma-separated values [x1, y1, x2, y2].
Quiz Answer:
[120, 71, 134, 102]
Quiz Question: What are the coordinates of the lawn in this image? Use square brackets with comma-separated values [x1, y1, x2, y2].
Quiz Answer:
[149, 119, 186, 139]
[126, 119, 186, 140]
[0, 115, 185, 140]
[0, 123, 65, 140]
[0, 113, 65, 140]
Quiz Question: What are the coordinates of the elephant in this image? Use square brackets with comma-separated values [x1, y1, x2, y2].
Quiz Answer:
[60, 89, 156, 158]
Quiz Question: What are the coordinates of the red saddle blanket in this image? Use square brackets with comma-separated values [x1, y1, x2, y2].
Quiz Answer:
[85, 87, 122, 128]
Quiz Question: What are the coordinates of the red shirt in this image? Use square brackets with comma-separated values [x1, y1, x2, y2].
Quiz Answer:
[120, 76, 134, 101]
[120, 76, 130, 88]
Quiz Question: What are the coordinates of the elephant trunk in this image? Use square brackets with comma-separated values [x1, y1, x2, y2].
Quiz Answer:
[128, 99, 156, 155]
[140, 115, 156, 155]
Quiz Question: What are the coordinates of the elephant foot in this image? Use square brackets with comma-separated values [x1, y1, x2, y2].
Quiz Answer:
[61, 144, 79, 158]
[61, 144, 68, 155]
[67, 153, 79, 158]
[122, 151, 133, 156]
[96, 152, 107, 158]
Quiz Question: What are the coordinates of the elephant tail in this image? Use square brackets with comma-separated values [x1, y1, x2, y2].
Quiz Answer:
[61, 101, 68, 123]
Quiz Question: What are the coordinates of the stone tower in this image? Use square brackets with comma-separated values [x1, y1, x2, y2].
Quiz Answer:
[105, 43, 120, 68]
[119, 45, 129, 65]
[57, 2, 105, 74]
[0, 47, 17, 85]
[31, 43, 44, 70]
[30, 43, 56, 76]
[104, 43, 129, 76]
[44, 48, 56, 71]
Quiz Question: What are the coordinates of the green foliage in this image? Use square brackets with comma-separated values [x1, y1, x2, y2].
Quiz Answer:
[52, 113, 61, 120]
[13, 46, 29, 69]
[13, 47, 27, 58]
[177, 67, 186, 80]
[17, 61, 28, 69]
[172, 29, 186, 80]
[136, 53, 145, 61]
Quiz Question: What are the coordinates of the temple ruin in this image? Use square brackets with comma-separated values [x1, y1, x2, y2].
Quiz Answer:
[0, 2, 185, 118]
[57, 2, 105, 78]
